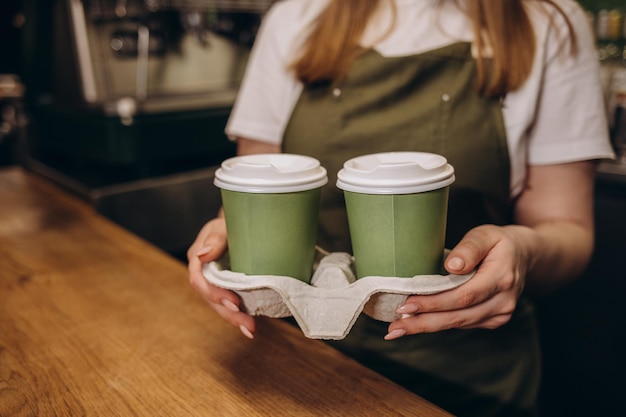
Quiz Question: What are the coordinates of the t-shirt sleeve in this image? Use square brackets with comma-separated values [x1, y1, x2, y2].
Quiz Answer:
[224, 2, 305, 145]
[526, 1, 614, 165]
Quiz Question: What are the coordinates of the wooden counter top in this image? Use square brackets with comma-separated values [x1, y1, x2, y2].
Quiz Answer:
[0, 167, 451, 417]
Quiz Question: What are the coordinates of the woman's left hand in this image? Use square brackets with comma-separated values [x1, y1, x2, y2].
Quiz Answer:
[384, 161, 596, 340]
[385, 224, 533, 340]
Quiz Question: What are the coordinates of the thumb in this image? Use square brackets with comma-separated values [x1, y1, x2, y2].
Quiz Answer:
[189, 218, 228, 263]
[445, 226, 498, 275]
[195, 233, 228, 263]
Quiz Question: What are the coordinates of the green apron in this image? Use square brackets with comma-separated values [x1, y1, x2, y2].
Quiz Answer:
[282, 43, 540, 417]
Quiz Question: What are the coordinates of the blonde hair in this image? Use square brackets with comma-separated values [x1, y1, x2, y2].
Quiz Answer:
[292, 0, 576, 97]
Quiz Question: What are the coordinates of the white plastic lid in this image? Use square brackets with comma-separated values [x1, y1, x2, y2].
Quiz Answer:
[214, 153, 328, 193]
[336, 152, 455, 194]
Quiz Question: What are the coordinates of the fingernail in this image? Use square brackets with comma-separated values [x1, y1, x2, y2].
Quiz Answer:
[396, 303, 419, 314]
[384, 329, 406, 341]
[239, 324, 254, 339]
[196, 246, 214, 257]
[222, 299, 239, 312]
[447, 256, 465, 271]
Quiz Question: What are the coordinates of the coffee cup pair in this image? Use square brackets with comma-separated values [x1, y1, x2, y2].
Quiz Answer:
[214, 152, 455, 283]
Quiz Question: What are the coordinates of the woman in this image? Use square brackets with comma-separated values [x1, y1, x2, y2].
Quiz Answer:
[187, 1, 614, 415]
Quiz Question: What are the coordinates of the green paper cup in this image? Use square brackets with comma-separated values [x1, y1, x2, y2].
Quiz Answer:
[214, 154, 328, 283]
[337, 152, 455, 278]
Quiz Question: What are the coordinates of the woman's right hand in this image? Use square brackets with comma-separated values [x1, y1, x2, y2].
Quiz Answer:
[187, 137, 281, 338]
[187, 216, 256, 339]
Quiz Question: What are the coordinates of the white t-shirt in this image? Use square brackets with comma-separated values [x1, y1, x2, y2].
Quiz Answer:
[226, 0, 615, 197]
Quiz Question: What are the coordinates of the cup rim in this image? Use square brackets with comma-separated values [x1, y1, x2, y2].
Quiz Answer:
[337, 176, 455, 194]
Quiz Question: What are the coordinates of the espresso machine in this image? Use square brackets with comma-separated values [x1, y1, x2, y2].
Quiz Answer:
[23, 0, 276, 257]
